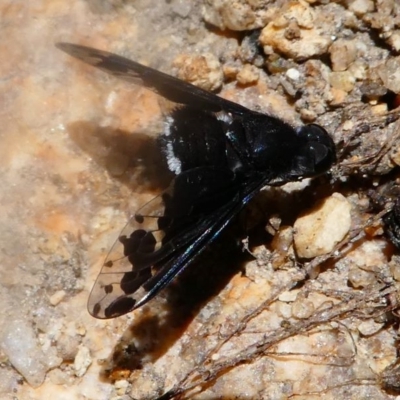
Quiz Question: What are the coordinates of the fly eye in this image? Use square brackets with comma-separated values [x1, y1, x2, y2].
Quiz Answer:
[296, 123, 328, 142]
[311, 143, 329, 166]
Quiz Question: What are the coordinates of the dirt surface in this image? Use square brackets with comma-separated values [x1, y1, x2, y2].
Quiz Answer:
[1, 1, 400, 399]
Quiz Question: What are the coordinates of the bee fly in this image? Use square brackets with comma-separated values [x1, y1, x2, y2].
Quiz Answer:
[56, 42, 336, 319]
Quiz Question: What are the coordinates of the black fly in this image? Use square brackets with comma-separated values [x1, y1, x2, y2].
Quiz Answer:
[56, 43, 336, 319]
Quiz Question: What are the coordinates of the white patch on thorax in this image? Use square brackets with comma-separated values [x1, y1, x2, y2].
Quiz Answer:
[164, 142, 182, 175]
[163, 116, 174, 137]
[162, 115, 182, 174]
[217, 111, 233, 125]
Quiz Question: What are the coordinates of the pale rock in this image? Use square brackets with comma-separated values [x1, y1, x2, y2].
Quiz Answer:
[329, 71, 356, 93]
[378, 57, 400, 94]
[73, 345, 92, 377]
[202, 0, 269, 31]
[0, 319, 49, 387]
[329, 39, 357, 72]
[49, 290, 66, 306]
[173, 53, 223, 91]
[236, 63, 260, 85]
[286, 68, 300, 81]
[348, 266, 376, 288]
[291, 298, 315, 319]
[348, 0, 375, 16]
[387, 31, 400, 52]
[259, 0, 332, 60]
[294, 193, 352, 258]
[358, 320, 384, 336]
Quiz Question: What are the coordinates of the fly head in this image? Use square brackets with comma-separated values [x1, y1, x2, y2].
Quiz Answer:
[291, 124, 336, 179]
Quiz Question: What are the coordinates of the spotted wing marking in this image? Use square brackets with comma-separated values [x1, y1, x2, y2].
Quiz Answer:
[88, 193, 170, 318]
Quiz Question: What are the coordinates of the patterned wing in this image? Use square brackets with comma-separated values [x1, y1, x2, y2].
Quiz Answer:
[88, 179, 249, 319]
[88, 189, 174, 319]
[56, 42, 252, 115]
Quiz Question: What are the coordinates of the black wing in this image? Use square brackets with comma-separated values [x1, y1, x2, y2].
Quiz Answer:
[56, 42, 253, 115]
[88, 170, 264, 319]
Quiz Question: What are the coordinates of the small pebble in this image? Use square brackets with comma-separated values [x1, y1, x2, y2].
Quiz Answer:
[236, 64, 259, 85]
[291, 299, 315, 319]
[348, 266, 376, 288]
[0, 319, 48, 387]
[348, 0, 375, 16]
[294, 193, 352, 258]
[73, 345, 92, 377]
[49, 290, 66, 306]
[286, 68, 300, 81]
[358, 320, 384, 336]
[259, 1, 332, 60]
[173, 53, 223, 91]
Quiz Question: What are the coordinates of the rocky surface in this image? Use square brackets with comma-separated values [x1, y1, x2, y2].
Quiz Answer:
[1, 0, 400, 399]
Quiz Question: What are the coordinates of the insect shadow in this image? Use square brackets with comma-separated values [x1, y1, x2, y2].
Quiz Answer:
[57, 43, 336, 377]
[109, 231, 253, 373]
[66, 118, 335, 372]
[57, 43, 335, 322]
[66, 120, 172, 191]
[105, 176, 334, 375]
[65, 119, 256, 369]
